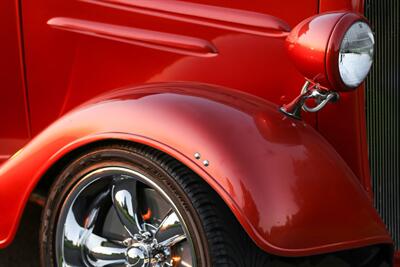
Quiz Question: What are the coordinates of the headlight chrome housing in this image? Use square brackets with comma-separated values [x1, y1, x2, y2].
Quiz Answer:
[286, 12, 375, 91]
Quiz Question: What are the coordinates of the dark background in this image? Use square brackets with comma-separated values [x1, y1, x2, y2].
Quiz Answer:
[0, 204, 41, 267]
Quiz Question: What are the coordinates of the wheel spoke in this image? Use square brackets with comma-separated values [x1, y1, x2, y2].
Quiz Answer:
[155, 209, 187, 247]
[84, 189, 111, 229]
[62, 211, 126, 267]
[111, 175, 143, 236]
[83, 232, 126, 267]
[159, 233, 187, 248]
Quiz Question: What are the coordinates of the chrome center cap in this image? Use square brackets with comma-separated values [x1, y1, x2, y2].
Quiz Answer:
[126, 244, 149, 267]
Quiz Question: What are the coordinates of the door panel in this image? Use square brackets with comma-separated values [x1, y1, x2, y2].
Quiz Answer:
[21, 0, 318, 136]
[0, 0, 30, 164]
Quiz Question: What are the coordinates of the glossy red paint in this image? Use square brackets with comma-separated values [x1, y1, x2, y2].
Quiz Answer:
[20, 0, 316, 136]
[286, 11, 369, 91]
[0, 83, 392, 255]
[47, 17, 219, 58]
[0, 0, 30, 163]
[82, 0, 291, 37]
[319, 0, 363, 13]
[0, 0, 395, 259]
[286, 12, 344, 89]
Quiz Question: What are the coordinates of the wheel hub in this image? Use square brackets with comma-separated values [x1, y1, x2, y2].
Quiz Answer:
[125, 232, 171, 267]
[126, 244, 149, 267]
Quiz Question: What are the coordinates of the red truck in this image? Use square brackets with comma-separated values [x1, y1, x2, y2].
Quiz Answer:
[0, 0, 398, 266]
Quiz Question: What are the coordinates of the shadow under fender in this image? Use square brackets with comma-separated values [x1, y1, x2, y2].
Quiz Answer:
[0, 82, 392, 256]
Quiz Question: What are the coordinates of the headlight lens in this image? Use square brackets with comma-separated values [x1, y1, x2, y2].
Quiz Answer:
[338, 21, 375, 88]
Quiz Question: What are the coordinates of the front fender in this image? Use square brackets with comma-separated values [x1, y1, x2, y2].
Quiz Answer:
[0, 82, 391, 256]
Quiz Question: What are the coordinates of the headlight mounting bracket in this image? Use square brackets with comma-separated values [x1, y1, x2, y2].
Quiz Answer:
[280, 80, 339, 120]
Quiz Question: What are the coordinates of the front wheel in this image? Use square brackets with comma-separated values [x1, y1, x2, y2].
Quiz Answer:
[40, 144, 269, 267]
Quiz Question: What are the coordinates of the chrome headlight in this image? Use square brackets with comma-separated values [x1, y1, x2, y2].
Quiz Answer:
[338, 22, 375, 88]
[286, 12, 375, 91]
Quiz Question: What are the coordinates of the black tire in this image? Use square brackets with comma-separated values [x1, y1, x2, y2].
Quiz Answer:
[39, 143, 270, 267]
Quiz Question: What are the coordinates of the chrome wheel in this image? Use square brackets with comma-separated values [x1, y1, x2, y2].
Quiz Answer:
[56, 167, 195, 267]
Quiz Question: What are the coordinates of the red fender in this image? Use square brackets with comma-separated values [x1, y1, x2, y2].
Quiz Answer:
[0, 82, 391, 256]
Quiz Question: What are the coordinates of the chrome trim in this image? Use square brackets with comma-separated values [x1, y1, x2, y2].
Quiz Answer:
[280, 81, 339, 120]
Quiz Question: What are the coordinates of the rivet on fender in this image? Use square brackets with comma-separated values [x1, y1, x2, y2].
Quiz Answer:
[194, 152, 201, 160]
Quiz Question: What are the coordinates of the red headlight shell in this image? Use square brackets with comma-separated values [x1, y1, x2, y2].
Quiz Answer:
[286, 12, 373, 91]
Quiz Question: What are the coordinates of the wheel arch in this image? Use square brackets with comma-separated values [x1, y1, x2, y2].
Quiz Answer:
[0, 82, 392, 256]
[31, 137, 240, 219]
[30, 134, 256, 237]
[30, 136, 262, 258]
